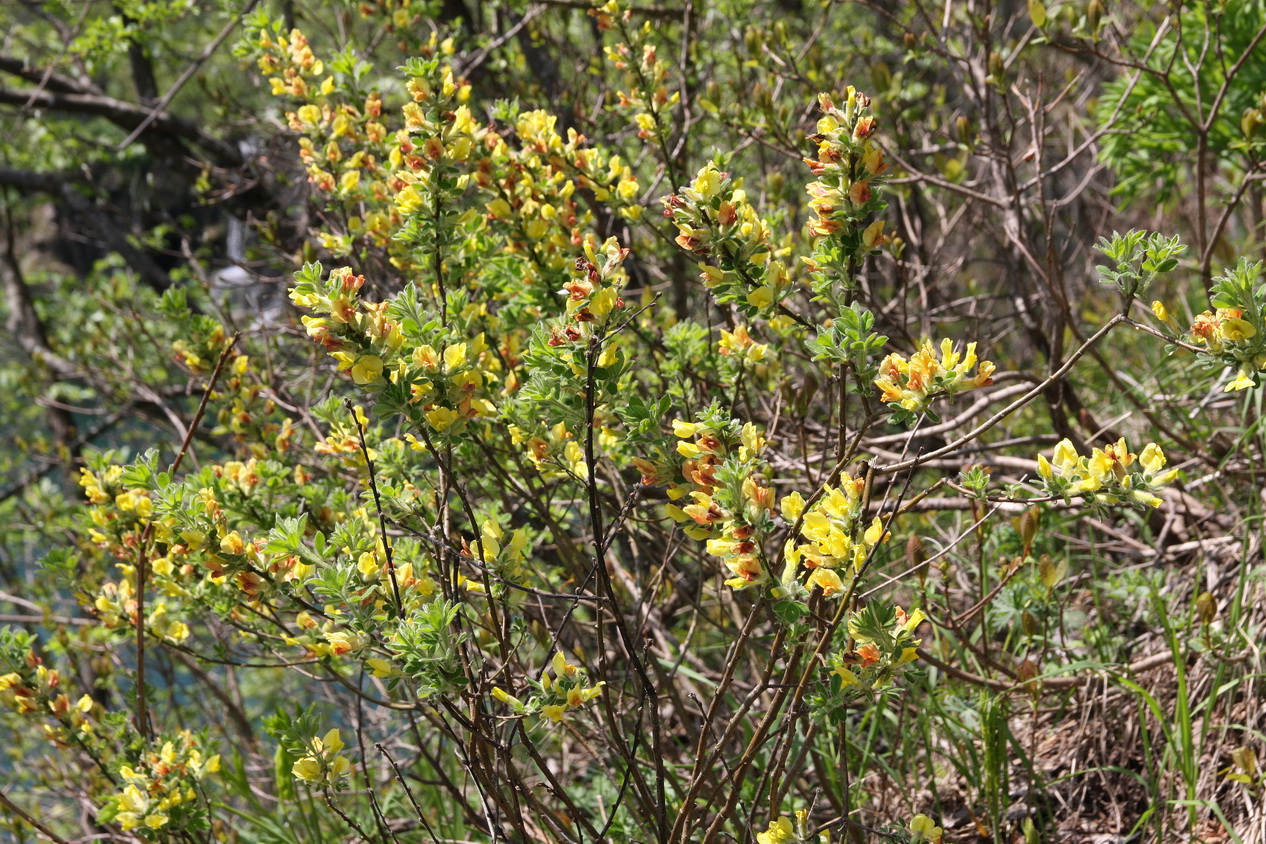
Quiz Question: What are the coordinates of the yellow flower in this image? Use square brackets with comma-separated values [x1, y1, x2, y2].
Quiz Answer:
[746, 286, 775, 309]
[365, 658, 394, 678]
[1138, 442, 1166, 475]
[219, 531, 246, 555]
[1225, 369, 1256, 392]
[351, 355, 384, 385]
[756, 816, 795, 844]
[863, 516, 886, 546]
[910, 814, 943, 843]
[1151, 300, 1180, 330]
[780, 492, 806, 521]
[835, 666, 859, 687]
[541, 704, 566, 723]
[491, 687, 524, 710]
[687, 165, 723, 201]
[672, 419, 700, 438]
[292, 756, 322, 782]
[443, 343, 467, 371]
[1218, 317, 1257, 342]
[551, 651, 577, 678]
[861, 218, 886, 248]
[1052, 438, 1079, 471]
[425, 406, 459, 431]
[807, 568, 844, 596]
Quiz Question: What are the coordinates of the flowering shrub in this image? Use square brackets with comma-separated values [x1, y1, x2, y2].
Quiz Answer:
[2, 0, 1264, 841]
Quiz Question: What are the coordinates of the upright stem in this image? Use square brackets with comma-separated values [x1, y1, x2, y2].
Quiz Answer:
[136, 334, 238, 740]
[584, 332, 668, 841]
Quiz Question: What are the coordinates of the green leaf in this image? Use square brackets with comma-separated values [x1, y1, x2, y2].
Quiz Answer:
[1029, 0, 1047, 27]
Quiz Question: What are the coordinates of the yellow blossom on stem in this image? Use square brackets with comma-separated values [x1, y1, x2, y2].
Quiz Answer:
[756, 816, 796, 844]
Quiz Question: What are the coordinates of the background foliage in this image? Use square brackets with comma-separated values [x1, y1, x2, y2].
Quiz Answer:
[1, 0, 1264, 842]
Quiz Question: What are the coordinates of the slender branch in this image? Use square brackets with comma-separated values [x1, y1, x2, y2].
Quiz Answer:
[0, 788, 70, 844]
[135, 334, 239, 739]
[873, 315, 1126, 475]
[349, 403, 405, 618]
[0, 87, 242, 165]
[116, 0, 263, 149]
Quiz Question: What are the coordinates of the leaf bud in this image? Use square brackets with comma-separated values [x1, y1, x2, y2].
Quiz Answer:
[988, 51, 1006, 82]
[1019, 505, 1040, 551]
[1087, 0, 1105, 32]
[956, 115, 972, 143]
[1242, 108, 1263, 141]
[1021, 609, 1040, 636]
[1195, 591, 1217, 625]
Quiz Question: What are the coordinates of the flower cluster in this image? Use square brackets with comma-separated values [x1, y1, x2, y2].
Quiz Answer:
[1151, 257, 1266, 392]
[806, 603, 925, 719]
[211, 354, 294, 456]
[256, 27, 322, 97]
[484, 109, 642, 288]
[0, 641, 96, 743]
[664, 163, 793, 316]
[492, 652, 605, 724]
[393, 47, 475, 216]
[874, 338, 996, 419]
[718, 324, 771, 367]
[513, 420, 588, 480]
[1167, 303, 1264, 392]
[803, 88, 891, 300]
[781, 475, 888, 597]
[293, 264, 502, 436]
[77, 460, 203, 644]
[661, 411, 775, 588]
[833, 604, 924, 688]
[550, 236, 631, 343]
[99, 732, 220, 834]
[595, 1, 679, 151]
[1036, 437, 1178, 508]
[291, 728, 351, 786]
[171, 321, 234, 376]
[1188, 307, 1258, 353]
[469, 518, 530, 584]
[756, 810, 809, 844]
[282, 611, 368, 659]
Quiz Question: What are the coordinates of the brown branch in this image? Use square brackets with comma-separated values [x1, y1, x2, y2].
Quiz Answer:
[116, 0, 263, 150]
[0, 166, 172, 290]
[0, 86, 242, 166]
[918, 647, 1179, 692]
[134, 335, 239, 739]
[0, 55, 92, 95]
[0, 788, 70, 844]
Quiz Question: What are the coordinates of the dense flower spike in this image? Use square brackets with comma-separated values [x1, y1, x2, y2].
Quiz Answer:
[1036, 437, 1178, 508]
[782, 473, 888, 585]
[100, 732, 220, 833]
[595, 1, 680, 166]
[874, 338, 996, 416]
[1150, 257, 1266, 391]
[663, 163, 792, 316]
[662, 408, 776, 588]
[803, 87, 892, 302]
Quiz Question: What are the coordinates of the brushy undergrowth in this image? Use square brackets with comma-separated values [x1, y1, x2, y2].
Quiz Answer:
[0, 1, 1264, 842]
